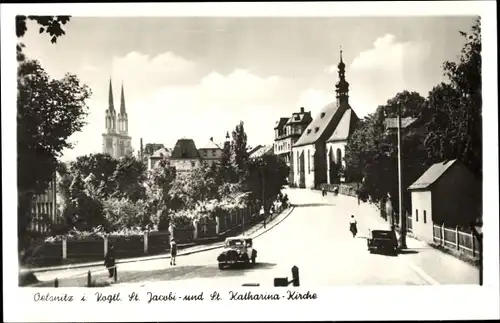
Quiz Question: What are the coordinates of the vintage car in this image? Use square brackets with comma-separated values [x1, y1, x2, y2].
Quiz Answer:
[367, 229, 398, 255]
[217, 236, 257, 269]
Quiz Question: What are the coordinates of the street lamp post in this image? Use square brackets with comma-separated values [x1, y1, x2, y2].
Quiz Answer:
[385, 104, 407, 249]
[259, 162, 266, 229]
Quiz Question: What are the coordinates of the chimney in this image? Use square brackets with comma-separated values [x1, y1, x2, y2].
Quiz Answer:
[210, 137, 213, 142]
[140, 138, 144, 160]
[300, 107, 304, 113]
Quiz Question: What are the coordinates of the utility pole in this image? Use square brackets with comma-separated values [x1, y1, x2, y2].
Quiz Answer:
[396, 104, 407, 249]
[262, 168, 266, 229]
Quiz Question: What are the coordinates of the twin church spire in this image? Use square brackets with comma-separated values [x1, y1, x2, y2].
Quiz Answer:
[105, 78, 128, 135]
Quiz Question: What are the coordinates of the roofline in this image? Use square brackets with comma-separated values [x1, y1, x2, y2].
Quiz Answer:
[407, 159, 459, 191]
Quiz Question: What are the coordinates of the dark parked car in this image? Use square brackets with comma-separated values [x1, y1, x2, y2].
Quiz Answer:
[367, 229, 398, 255]
[217, 236, 257, 270]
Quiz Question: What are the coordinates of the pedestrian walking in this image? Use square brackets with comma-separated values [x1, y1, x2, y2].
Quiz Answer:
[349, 215, 358, 238]
[170, 238, 177, 266]
[104, 243, 116, 278]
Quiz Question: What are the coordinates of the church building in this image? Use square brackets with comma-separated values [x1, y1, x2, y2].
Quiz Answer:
[291, 50, 359, 189]
[102, 79, 133, 159]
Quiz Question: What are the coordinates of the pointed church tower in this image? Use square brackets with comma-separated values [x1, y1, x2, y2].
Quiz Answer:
[103, 78, 133, 159]
[335, 48, 350, 106]
[117, 82, 128, 135]
[105, 78, 117, 133]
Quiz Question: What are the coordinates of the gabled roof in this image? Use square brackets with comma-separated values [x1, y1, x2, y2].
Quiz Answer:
[249, 145, 274, 159]
[293, 101, 348, 147]
[151, 147, 172, 158]
[199, 138, 222, 150]
[247, 145, 263, 156]
[274, 117, 290, 130]
[384, 117, 418, 130]
[408, 159, 458, 190]
[286, 110, 312, 125]
[171, 138, 201, 159]
[326, 108, 359, 142]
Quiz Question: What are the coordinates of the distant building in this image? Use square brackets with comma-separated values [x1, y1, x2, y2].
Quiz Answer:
[408, 159, 481, 243]
[170, 138, 202, 172]
[198, 137, 223, 166]
[29, 174, 58, 233]
[274, 107, 313, 183]
[249, 144, 274, 159]
[147, 147, 172, 170]
[291, 50, 358, 189]
[102, 79, 133, 159]
[247, 145, 264, 156]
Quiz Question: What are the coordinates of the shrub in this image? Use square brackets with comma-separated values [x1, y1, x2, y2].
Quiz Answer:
[103, 197, 148, 231]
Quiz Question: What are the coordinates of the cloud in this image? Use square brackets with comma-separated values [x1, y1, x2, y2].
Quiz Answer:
[81, 63, 97, 72]
[61, 51, 300, 160]
[326, 34, 432, 117]
[295, 89, 335, 117]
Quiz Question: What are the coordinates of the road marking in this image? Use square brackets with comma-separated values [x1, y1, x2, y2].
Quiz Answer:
[404, 259, 441, 285]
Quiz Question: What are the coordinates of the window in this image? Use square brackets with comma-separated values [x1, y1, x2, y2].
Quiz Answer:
[320, 112, 326, 118]
[212, 149, 216, 156]
[308, 150, 311, 174]
[203, 150, 207, 157]
[191, 161, 196, 167]
[415, 210, 418, 222]
[315, 127, 320, 133]
[423, 210, 427, 223]
[307, 129, 312, 134]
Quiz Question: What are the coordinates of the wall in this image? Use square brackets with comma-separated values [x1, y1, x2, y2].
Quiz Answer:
[432, 163, 481, 227]
[291, 145, 314, 188]
[410, 190, 433, 243]
[325, 141, 347, 184]
[170, 158, 202, 172]
[30, 176, 58, 233]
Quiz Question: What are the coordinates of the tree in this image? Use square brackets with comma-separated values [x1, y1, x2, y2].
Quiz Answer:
[18, 59, 91, 241]
[245, 155, 289, 212]
[344, 91, 428, 213]
[16, 15, 71, 61]
[217, 133, 238, 184]
[423, 17, 482, 179]
[69, 153, 119, 198]
[144, 159, 177, 229]
[231, 121, 249, 181]
[111, 155, 147, 202]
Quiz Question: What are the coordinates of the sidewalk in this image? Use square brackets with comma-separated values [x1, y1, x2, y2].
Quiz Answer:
[21, 206, 295, 274]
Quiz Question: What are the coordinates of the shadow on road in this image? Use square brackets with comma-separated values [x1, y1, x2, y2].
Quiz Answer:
[293, 203, 335, 208]
[398, 249, 420, 255]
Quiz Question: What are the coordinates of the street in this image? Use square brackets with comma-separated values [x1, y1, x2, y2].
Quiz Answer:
[33, 188, 479, 287]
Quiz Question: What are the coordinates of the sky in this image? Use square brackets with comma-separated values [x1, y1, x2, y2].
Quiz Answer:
[20, 16, 477, 162]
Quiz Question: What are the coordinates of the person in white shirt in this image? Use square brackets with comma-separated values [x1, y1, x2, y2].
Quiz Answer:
[349, 215, 358, 238]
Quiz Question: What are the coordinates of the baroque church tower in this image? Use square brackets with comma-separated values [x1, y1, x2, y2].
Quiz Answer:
[102, 79, 133, 159]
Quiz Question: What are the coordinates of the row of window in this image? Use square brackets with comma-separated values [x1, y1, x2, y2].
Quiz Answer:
[275, 125, 305, 139]
[415, 210, 427, 224]
[295, 148, 343, 175]
[201, 149, 219, 157]
[276, 141, 291, 153]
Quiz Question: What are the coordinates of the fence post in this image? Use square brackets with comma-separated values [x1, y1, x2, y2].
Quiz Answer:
[114, 266, 118, 283]
[104, 236, 108, 257]
[62, 237, 67, 260]
[455, 226, 460, 250]
[143, 232, 148, 254]
[54, 278, 59, 287]
[87, 270, 92, 287]
[441, 224, 445, 245]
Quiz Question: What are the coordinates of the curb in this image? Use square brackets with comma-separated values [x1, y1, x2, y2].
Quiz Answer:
[23, 207, 295, 274]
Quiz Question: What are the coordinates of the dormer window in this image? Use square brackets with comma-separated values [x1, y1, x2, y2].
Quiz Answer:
[306, 129, 312, 134]
[315, 127, 320, 133]
[320, 112, 326, 118]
